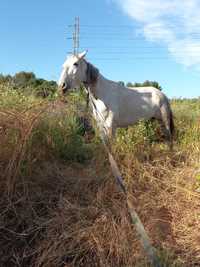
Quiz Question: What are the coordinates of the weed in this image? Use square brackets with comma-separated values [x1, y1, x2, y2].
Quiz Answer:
[0, 85, 200, 266]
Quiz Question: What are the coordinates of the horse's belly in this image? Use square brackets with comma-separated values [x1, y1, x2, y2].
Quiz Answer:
[117, 105, 155, 128]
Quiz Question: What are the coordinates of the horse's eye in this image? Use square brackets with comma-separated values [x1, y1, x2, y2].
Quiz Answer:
[74, 63, 78, 67]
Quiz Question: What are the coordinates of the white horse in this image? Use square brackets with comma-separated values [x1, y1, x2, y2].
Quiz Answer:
[58, 51, 174, 148]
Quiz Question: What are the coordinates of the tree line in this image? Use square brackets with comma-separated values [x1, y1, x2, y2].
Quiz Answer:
[0, 71, 162, 99]
[0, 72, 57, 97]
[118, 80, 162, 90]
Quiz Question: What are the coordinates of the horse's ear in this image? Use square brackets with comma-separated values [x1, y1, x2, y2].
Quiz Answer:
[86, 63, 99, 85]
[78, 50, 87, 59]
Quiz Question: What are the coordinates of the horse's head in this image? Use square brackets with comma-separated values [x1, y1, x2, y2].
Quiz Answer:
[58, 51, 87, 94]
[58, 51, 99, 95]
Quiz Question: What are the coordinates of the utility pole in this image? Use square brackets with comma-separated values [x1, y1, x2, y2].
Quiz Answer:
[68, 17, 80, 55]
[73, 17, 80, 55]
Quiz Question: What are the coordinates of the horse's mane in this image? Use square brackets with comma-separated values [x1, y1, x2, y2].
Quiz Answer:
[84, 59, 99, 85]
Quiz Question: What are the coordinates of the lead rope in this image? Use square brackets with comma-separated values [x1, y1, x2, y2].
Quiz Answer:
[87, 88, 161, 267]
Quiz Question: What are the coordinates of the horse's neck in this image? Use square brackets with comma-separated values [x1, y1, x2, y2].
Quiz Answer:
[90, 73, 114, 103]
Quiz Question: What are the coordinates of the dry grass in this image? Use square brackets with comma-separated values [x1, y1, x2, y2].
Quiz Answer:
[116, 147, 200, 266]
[0, 89, 200, 266]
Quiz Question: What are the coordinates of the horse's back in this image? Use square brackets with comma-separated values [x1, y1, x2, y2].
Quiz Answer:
[127, 86, 168, 105]
[127, 86, 162, 95]
[117, 86, 167, 127]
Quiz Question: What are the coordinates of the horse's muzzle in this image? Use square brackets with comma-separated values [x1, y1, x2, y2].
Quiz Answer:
[58, 82, 71, 95]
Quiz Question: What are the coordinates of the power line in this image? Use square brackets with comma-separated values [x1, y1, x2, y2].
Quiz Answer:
[79, 46, 160, 48]
[74, 25, 134, 28]
[69, 36, 200, 41]
[88, 56, 172, 59]
[87, 58, 171, 61]
[66, 19, 200, 62]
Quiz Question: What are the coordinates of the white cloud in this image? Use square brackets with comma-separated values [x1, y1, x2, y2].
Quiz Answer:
[115, 0, 200, 70]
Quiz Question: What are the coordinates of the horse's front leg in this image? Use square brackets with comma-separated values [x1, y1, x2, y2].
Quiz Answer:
[96, 109, 115, 146]
[105, 111, 116, 141]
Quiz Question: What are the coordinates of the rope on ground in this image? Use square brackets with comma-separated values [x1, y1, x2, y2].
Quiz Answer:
[105, 144, 161, 267]
[87, 90, 161, 266]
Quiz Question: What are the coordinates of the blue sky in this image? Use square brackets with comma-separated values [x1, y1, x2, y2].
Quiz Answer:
[1, 0, 200, 98]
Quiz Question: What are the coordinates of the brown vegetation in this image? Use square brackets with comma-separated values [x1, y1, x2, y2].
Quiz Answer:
[0, 88, 200, 266]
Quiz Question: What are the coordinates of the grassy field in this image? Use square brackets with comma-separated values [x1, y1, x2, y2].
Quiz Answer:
[0, 84, 200, 266]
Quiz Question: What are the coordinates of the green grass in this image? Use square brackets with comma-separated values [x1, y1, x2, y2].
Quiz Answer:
[1, 84, 200, 267]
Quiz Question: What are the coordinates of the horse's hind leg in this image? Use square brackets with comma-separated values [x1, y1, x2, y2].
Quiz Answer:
[159, 104, 173, 150]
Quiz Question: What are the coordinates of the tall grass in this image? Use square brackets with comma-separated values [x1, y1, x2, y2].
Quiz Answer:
[0, 85, 200, 266]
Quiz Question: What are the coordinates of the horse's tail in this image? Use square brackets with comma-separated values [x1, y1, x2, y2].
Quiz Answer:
[160, 96, 175, 145]
[169, 106, 175, 137]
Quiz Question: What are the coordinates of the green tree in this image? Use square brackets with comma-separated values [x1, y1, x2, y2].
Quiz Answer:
[0, 74, 12, 84]
[150, 81, 162, 90]
[132, 80, 162, 91]
[126, 82, 134, 87]
[118, 81, 125, 86]
[11, 72, 57, 97]
[13, 72, 36, 87]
